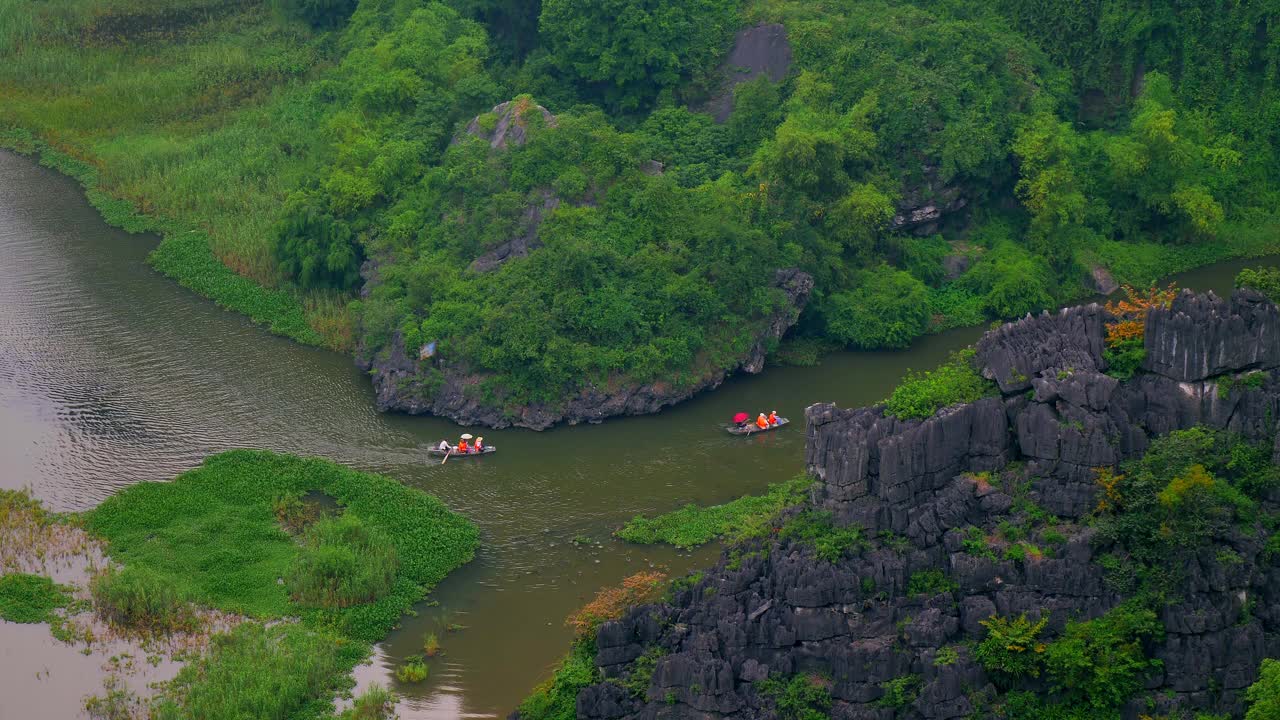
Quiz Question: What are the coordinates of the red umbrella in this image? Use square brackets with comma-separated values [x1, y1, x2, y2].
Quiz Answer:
[732, 412, 750, 424]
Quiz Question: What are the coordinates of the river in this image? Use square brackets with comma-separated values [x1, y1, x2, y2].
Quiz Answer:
[1, 148, 1274, 718]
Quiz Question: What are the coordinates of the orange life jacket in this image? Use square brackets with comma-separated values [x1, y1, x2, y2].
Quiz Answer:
[768, 412, 779, 425]
[756, 415, 769, 429]
[457, 440, 469, 453]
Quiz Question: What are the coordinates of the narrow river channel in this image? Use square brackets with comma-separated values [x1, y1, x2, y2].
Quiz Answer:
[1, 149, 1274, 718]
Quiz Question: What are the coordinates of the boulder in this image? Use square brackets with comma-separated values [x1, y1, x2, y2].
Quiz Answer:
[460, 98, 556, 150]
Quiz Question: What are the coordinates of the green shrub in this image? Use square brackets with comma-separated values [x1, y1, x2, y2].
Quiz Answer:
[623, 646, 665, 698]
[884, 349, 996, 420]
[907, 569, 957, 597]
[271, 195, 364, 292]
[1246, 658, 1280, 720]
[617, 475, 812, 548]
[539, 0, 739, 110]
[962, 526, 997, 560]
[826, 266, 930, 350]
[934, 645, 960, 666]
[756, 674, 832, 720]
[395, 655, 429, 683]
[1236, 267, 1280, 305]
[974, 613, 1047, 683]
[1042, 604, 1163, 710]
[91, 566, 196, 634]
[151, 622, 348, 720]
[286, 514, 399, 609]
[780, 510, 865, 563]
[0, 573, 67, 623]
[1103, 336, 1145, 380]
[877, 674, 921, 708]
[342, 684, 398, 720]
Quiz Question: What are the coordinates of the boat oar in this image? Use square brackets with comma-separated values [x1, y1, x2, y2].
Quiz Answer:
[441, 447, 450, 465]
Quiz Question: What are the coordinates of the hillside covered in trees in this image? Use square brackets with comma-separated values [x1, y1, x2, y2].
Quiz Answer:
[2, 0, 1278, 424]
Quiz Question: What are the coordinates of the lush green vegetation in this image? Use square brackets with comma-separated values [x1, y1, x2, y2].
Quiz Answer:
[151, 622, 354, 720]
[286, 514, 400, 609]
[1092, 427, 1273, 599]
[72, 451, 477, 717]
[1247, 658, 1280, 720]
[91, 565, 198, 634]
[779, 509, 865, 563]
[974, 428, 1279, 717]
[86, 450, 478, 642]
[1237, 266, 1280, 305]
[616, 474, 812, 548]
[5, 0, 1278, 413]
[756, 673, 833, 720]
[906, 569, 957, 597]
[883, 348, 997, 420]
[0, 573, 68, 623]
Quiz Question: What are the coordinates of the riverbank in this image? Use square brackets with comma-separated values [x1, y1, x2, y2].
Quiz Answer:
[1, 450, 478, 717]
[0, 129, 327, 348]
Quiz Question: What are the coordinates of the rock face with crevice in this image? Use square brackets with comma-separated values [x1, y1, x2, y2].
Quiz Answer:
[553, 289, 1280, 719]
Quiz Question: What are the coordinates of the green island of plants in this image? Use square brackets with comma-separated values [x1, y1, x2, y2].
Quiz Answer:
[0, 573, 69, 624]
[4, 0, 1280, 412]
[31, 449, 481, 718]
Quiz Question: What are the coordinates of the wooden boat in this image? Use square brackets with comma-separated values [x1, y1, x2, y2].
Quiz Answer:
[725, 417, 789, 435]
[427, 445, 497, 457]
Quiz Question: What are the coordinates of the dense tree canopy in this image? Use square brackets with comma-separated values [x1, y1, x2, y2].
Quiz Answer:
[538, 0, 739, 109]
[13, 0, 1275, 409]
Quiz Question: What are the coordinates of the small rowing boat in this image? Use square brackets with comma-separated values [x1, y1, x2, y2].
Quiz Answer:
[725, 417, 789, 435]
[427, 445, 497, 457]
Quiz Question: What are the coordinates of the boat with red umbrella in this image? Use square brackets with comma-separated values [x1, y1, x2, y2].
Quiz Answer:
[725, 411, 789, 435]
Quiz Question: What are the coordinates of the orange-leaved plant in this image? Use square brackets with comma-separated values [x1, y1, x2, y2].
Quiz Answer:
[566, 571, 666, 636]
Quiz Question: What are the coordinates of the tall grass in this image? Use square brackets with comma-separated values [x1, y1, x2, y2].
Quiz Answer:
[90, 565, 197, 634]
[151, 622, 352, 720]
[0, 0, 356, 349]
[286, 514, 399, 609]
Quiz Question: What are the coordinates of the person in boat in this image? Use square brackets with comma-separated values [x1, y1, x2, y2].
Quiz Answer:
[438, 440, 450, 453]
[755, 413, 769, 430]
[474, 437, 484, 453]
[456, 437, 470, 454]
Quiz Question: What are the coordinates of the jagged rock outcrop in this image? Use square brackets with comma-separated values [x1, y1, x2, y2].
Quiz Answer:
[889, 169, 968, 236]
[360, 269, 813, 429]
[460, 98, 556, 150]
[554, 289, 1280, 719]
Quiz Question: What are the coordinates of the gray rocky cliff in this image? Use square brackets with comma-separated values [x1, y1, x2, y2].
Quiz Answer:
[552, 289, 1280, 719]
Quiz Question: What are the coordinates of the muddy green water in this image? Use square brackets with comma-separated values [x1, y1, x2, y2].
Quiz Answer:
[1, 148, 1274, 718]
